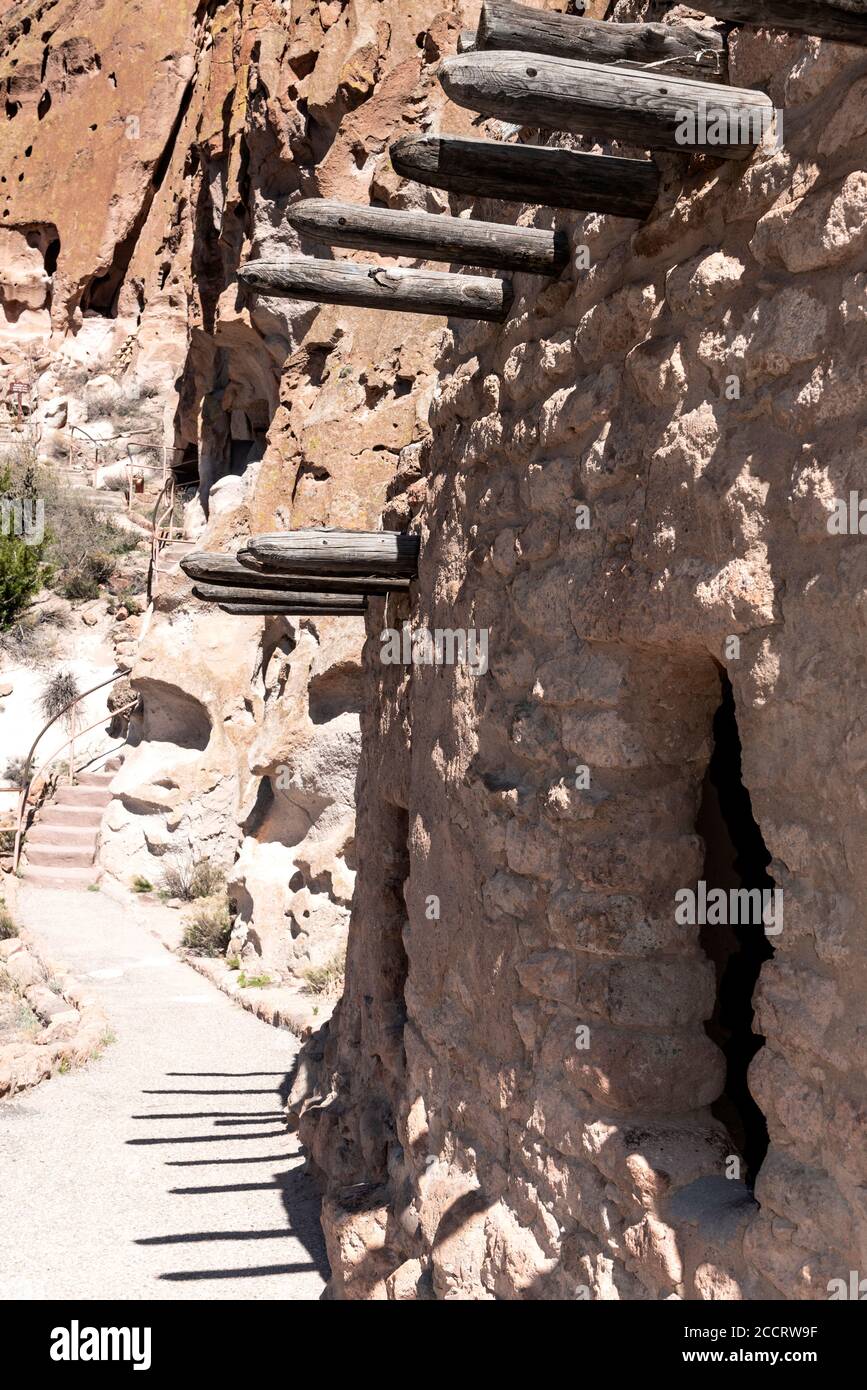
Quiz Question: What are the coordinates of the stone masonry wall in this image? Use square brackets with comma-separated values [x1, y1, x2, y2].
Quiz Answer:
[293, 5, 867, 1298]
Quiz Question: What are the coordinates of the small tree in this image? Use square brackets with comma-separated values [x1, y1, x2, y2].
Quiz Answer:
[0, 462, 50, 631]
[40, 669, 82, 781]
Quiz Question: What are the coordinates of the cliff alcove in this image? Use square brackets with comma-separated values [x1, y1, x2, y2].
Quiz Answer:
[697, 670, 774, 1188]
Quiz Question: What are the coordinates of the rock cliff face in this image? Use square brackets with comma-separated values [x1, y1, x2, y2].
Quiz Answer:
[3, 0, 867, 1300]
[96, 0, 468, 975]
[2, 0, 471, 980]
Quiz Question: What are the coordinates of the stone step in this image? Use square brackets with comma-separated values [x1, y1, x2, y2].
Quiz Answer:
[73, 771, 117, 788]
[52, 785, 113, 808]
[26, 841, 96, 868]
[38, 805, 105, 829]
[21, 863, 99, 890]
[28, 822, 97, 846]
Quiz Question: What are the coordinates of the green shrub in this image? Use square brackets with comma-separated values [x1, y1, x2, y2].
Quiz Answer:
[3, 756, 29, 787]
[59, 551, 116, 602]
[0, 901, 19, 939]
[301, 949, 346, 998]
[3, 444, 140, 610]
[161, 850, 225, 902]
[132, 875, 153, 894]
[0, 460, 51, 630]
[113, 591, 143, 616]
[237, 972, 271, 989]
[40, 669, 81, 728]
[181, 895, 232, 956]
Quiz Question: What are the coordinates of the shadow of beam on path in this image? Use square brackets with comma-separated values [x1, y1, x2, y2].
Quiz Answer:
[134, 1069, 331, 1285]
[137, 1229, 299, 1245]
[165, 1072, 288, 1078]
[131, 1111, 285, 1121]
[159, 1263, 318, 1281]
[127, 1131, 286, 1145]
[169, 1182, 292, 1194]
[141, 1088, 280, 1096]
[166, 1153, 303, 1166]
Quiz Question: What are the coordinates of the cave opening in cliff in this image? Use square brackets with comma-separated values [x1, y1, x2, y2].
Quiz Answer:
[377, 803, 410, 1077]
[696, 670, 774, 1188]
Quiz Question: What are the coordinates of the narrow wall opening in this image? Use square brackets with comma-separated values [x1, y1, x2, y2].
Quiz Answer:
[696, 670, 774, 1187]
[377, 803, 410, 1082]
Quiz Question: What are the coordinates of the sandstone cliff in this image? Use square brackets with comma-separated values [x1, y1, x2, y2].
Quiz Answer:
[2, 0, 475, 981]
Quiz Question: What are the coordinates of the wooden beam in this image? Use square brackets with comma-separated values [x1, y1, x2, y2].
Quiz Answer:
[236, 550, 410, 592]
[437, 51, 775, 159]
[238, 257, 512, 322]
[476, 0, 726, 80]
[215, 602, 367, 617]
[692, 2, 867, 47]
[182, 552, 294, 589]
[390, 135, 659, 218]
[245, 529, 420, 579]
[193, 583, 367, 611]
[182, 549, 409, 594]
[286, 199, 569, 276]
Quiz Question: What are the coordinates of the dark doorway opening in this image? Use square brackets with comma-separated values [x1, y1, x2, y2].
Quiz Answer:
[696, 670, 774, 1187]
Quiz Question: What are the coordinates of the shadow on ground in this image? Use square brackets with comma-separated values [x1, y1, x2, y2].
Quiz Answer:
[131, 1069, 330, 1286]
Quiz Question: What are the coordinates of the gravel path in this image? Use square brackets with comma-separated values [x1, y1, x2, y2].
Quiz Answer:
[0, 884, 328, 1301]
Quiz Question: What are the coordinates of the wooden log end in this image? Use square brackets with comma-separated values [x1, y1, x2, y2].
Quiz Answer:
[216, 603, 367, 617]
[391, 134, 659, 219]
[692, 2, 867, 49]
[239, 257, 512, 322]
[436, 50, 773, 159]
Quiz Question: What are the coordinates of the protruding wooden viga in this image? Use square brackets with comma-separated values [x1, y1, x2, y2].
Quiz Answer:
[215, 601, 367, 617]
[692, 1, 867, 47]
[192, 583, 367, 613]
[244, 529, 420, 579]
[287, 199, 569, 276]
[475, 0, 726, 79]
[390, 135, 660, 219]
[182, 550, 409, 595]
[238, 258, 512, 322]
[437, 50, 775, 158]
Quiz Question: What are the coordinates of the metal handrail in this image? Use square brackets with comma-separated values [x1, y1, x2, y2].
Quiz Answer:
[14, 698, 139, 864]
[67, 424, 102, 481]
[11, 669, 135, 872]
[147, 475, 180, 600]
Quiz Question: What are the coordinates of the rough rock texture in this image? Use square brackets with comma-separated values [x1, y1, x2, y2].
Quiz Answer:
[96, 0, 474, 977]
[291, 6, 867, 1299]
[0, 0, 200, 450]
[1, 0, 480, 980]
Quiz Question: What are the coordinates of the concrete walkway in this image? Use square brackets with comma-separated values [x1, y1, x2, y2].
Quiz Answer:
[0, 884, 329, 1301]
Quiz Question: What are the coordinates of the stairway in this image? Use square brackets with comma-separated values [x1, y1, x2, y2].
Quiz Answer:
[23, 759, 122, 890]
[158, 538, 197, 575]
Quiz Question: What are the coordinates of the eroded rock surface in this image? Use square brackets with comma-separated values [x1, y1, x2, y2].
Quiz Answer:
[2, 0, 468, 984]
